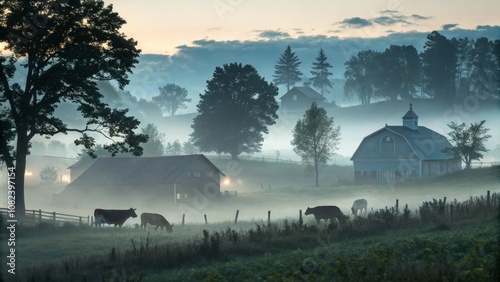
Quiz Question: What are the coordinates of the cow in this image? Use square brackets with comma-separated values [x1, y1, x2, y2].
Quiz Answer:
[351, 199, 368, 216]
[140, 212, 174, 232]
[93, 208, 137, 228]
[305, 206, 346, 224]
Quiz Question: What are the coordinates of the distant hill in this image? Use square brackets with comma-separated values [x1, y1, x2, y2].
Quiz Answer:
[160, 98, 500, 165]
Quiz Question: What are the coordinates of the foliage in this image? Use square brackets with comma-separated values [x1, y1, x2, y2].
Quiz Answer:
[343, 50, 380, 104]
[39, 166, 58, 184]
[191, 62, 279, 160]
[421, 31, 458, 100]
[273, 45, 303, 91]
[165, 140, 182, 156]
[309, 48, 333, 97]
[0, 0, 146, 213]
[153, 83, 191, 116]
[140, 123, 165, 157]
[375, 45, 421, 101]
[442, 120, 491, 169]
[291, 102, 341, 186]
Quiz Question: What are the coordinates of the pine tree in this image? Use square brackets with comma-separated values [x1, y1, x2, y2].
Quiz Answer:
[273, 45, 303, 91]
[310, 49, 334, 97]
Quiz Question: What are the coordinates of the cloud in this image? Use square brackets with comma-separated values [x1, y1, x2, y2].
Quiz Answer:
[339, 17, 373, 28]
[257, 30, 291, 39]
[337, 11, 431, 30]
[442, 24, 459, 30]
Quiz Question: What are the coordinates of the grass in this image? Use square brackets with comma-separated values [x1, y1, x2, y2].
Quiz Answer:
[3, 188, 498, 281]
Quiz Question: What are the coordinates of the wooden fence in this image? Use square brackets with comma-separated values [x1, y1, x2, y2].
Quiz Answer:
[0, 208, 90, 226]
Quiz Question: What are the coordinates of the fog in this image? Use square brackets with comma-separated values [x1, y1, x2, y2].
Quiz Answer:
[1, 88, 498, 227]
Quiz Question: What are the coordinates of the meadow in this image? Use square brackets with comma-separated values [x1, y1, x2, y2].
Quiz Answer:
[1, 164, 499, 281]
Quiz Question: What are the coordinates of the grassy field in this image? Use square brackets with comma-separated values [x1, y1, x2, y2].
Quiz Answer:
[1, 165, 499, 281]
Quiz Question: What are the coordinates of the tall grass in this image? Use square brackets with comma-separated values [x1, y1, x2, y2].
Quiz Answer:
[14, 191, 499, 281]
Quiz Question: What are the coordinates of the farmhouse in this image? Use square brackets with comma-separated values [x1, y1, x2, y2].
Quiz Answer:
[63, 154, 225, 205]
[350, 104, 461, 182]
[279, 86, 325, 113]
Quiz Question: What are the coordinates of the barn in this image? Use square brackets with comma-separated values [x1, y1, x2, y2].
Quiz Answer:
[62, 154, 225, 205]
[350, 104, 461, 183]
[279, 86, 326, 113]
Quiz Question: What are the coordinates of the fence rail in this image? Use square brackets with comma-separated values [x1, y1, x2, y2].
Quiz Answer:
[0, 208, 90, 226]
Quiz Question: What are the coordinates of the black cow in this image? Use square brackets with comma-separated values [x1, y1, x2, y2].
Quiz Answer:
[305, 206, 346, 223]
[351, 199, 368, 216]
[94, 208, 137, 228]
[140, 213, 173, 232]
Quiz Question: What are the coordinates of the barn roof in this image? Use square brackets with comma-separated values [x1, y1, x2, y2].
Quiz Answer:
[66, 154, 224, 187]
[350, 125, 456, 161]
[279, 86, 325, 100]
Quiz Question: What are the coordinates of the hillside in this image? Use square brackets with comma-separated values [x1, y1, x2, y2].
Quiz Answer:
[158, 98, 500, 165]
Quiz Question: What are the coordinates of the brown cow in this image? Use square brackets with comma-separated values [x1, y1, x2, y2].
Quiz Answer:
[305, 206, 347, 223]
[140, 212, 173, 232]
[94, 208, 137, 228]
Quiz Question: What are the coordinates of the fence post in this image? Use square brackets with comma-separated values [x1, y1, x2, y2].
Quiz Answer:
[450, 205, 453, 220]
[299, 209, 302, 227]
[87, 215, 90, 226]
[79, 217, 82, 226]
[52, 212, 56, 223]
[395, 199, 399, 215]
[38, 209, 42, 222]
[182, 214, 185, 226]
[32, 210, 35, 219]
[90, 216, 94, 227]
[486, 190, 491, 209]
[234, 210, 239, 224]
[267, 210, 271, 225]
[204, 214, 208, 224]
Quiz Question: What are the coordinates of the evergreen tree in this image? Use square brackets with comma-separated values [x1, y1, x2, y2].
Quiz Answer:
[421, 31, 458, 100]
[273, 45, 303, 91]
[310, 49, 334, 97]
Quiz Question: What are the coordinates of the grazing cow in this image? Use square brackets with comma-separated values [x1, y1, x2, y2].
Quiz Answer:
[140, 213, 174, 232]
[351, 199, 368, 216]
[305, 206, 346, 223]
[94, 208, 137, 228]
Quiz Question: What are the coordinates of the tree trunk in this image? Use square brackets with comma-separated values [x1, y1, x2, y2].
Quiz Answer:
[15, 133, 29, 219]
[314, 158, 319, 187]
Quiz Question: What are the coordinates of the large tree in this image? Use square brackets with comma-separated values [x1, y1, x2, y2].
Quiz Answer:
[442, 120, 491, 169]
[421, 31, 458, 100]
[291, 102, 341, 187]
[191, 62, 279, 160]
[375, 45, 421, 101]
[344, 50, 379, 104]
[0, 0, 147, 216]
[273, 45, 303, 91]
[310, 49, 333, 98]
[152, 83, 191, 116]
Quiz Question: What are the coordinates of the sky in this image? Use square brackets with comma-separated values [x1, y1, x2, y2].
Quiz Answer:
[103, 0, 500, 55]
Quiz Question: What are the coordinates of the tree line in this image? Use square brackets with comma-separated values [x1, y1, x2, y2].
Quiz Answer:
[344, 31, 499, 104]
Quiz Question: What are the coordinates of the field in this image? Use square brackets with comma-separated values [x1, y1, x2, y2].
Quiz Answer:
[1, 163, 499, 281]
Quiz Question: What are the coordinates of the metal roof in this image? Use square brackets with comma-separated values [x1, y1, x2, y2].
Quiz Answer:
[351, 126, 456, 161]
[279, 86, 325, 100]
[66, 154, 224, 187]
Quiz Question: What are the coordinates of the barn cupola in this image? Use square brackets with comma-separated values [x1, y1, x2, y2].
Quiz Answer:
[402, 103, 418, 130]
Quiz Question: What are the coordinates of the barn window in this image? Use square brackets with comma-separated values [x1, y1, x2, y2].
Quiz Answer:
[206, 172, 212, 177]
[293, 95, 297, 101]
[380, 136, 395, 158]
[194, 172, 201, 177]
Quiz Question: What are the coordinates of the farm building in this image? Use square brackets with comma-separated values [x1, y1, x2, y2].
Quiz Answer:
[279, 86, 325, 113]
[350, 104, 461, 182]
[62, 154, 225, 205]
